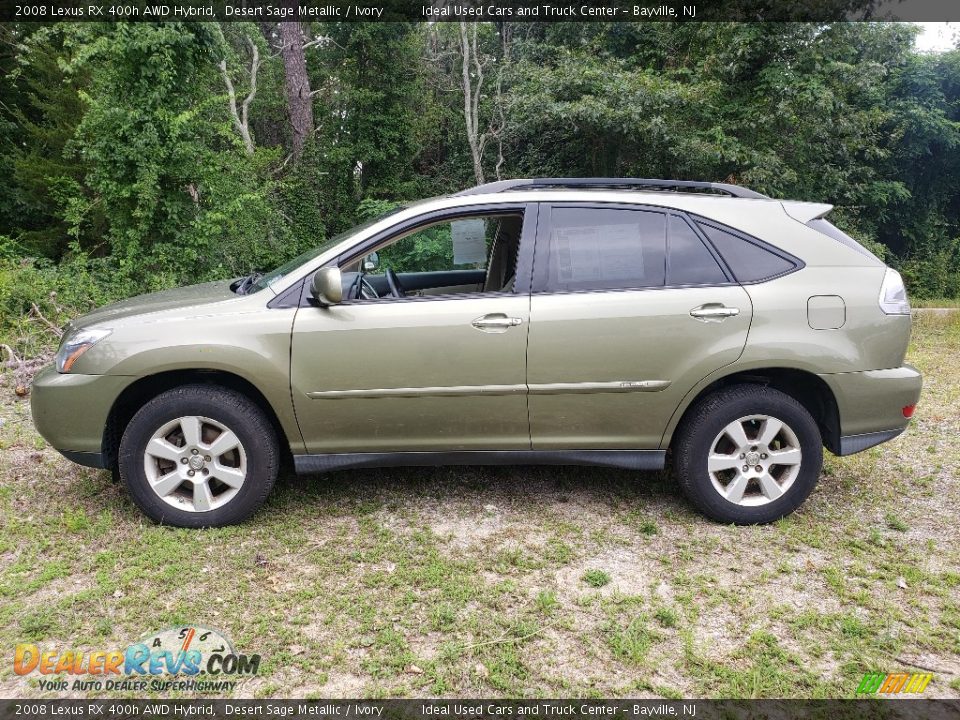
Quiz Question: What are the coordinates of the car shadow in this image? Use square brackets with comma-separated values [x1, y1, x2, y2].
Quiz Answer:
[266, 462, 683, 517]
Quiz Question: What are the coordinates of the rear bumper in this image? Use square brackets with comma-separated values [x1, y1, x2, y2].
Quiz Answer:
[838, 428, 905, 456]
[30, 365, 133, 463]
[59, 449, 109, 469]
[818, 365, 922, 455]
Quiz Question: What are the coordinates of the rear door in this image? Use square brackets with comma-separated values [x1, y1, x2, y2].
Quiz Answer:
[526, 203, 753, 449]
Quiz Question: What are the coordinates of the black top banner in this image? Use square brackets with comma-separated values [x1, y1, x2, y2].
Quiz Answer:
[2, 0, 960, 23]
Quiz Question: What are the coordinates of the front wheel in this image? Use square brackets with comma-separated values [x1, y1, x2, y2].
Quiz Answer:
[118, 385, 279, 528]
[673, 385, 822, 524]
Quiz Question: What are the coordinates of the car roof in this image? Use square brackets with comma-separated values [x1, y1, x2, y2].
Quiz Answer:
[439, 178, 833, 223]
[452, 177, 770, 199]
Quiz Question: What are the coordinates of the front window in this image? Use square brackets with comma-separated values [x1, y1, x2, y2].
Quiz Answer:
[244, 206, 407, 294]
[340, 212, 525, 299]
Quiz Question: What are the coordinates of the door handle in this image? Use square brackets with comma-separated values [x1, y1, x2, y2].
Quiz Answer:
[690, 304, 741, 321]
[471, 314, 523, 332]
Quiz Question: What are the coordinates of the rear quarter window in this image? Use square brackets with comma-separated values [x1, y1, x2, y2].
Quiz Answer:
[695, 220, 799, 283]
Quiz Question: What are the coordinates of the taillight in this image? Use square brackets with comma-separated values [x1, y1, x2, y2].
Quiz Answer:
[902, 404, 916, 418]
[879, 268, 911, 315]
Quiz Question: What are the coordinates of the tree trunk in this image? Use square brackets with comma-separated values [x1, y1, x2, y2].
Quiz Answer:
[280, 22, 314, 162]
[459, 22, 485, 185]
[218, 37, 260, 156]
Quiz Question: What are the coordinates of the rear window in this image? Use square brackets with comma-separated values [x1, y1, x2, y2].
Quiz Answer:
[807, 218, 881, 261]
[696, 221, 798, 283]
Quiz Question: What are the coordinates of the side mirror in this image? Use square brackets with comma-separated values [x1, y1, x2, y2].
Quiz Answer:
[311, 267, 343, 307]
[362, 252, 380, 272]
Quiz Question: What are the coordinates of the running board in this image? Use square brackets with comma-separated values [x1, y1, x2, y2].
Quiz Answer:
[294, 449, 666, 474]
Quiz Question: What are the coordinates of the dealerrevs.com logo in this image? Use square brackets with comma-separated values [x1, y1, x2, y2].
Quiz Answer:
[14, 625, 260, 693]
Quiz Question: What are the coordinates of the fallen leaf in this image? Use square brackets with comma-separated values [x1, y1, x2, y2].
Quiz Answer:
[896, 576, 908, 590]
[406, 665, 424, 675]
[474, 662, 489, 678]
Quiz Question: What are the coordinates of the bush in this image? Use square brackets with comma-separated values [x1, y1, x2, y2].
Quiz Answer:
[899, 237, 960, 301]
[0, 251, 143, 358]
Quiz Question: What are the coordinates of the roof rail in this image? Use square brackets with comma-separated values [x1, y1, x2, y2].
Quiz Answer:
[452, 177, 769, 200]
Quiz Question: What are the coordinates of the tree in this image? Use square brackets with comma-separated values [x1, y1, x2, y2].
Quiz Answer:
[218, 33, 262, 156]
[456, 22, 506, 184]
[279, 21, 314, 162]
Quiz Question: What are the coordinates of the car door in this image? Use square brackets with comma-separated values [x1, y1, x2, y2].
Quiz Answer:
[290, 205, 537, 454]
[526, 203, 753, 450]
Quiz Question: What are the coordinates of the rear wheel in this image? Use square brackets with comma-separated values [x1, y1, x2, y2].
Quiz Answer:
[118, 385, 278, 528]
[673, 384, 822, 524]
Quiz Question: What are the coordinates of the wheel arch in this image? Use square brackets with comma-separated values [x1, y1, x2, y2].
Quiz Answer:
[102, 369, 297, 471]
[664, 367, 841, 455]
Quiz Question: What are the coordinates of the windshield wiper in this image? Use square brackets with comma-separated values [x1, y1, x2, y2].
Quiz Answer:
[235, 270, 264, 295]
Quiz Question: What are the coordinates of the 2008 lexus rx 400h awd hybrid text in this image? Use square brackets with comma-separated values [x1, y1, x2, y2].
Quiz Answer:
[31, 178, 922, 527]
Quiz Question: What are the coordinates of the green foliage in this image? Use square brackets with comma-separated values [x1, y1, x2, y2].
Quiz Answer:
[378, 223, 455, 273]
[1, 18, 959, 337]
[0, 251, 137, 357]
[582, 569, 611, 588]
[501, 23, 960, 298]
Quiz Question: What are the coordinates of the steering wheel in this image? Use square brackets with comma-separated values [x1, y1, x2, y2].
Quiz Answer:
[358, 276, 379, 300]
[385, 268, 406, 298]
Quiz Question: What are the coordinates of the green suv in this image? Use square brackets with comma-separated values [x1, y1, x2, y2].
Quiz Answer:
[31, 178, 922, 527]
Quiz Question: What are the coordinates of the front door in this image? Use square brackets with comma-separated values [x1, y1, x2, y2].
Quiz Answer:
[526, 204, 753, 449]
[290, 206, 535, 454]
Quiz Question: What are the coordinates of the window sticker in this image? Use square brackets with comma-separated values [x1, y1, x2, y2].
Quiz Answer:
[451, 218, 488, 265]
[552, 223, 642, 283]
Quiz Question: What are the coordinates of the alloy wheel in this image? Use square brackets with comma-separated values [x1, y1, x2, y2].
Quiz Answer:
[142, 415, 247, 513]
[706, 414, 802, 506]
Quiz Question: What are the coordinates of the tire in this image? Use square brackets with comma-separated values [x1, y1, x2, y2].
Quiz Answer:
[673, 384, 822, 525]
[118, 384, 279, 528]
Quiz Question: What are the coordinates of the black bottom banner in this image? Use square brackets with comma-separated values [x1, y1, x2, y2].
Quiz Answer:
[1, 700, 959, 720]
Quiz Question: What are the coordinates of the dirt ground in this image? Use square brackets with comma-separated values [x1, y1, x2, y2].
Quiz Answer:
[0, 311, 957, 699]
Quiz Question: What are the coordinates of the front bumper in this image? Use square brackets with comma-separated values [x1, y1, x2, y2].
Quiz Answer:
[30, 365, 134, 466]
[818, 365, 922, 455]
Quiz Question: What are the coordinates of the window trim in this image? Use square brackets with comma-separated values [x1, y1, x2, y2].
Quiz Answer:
[666, 213, 733, 287]
[531, 201, 741, 296]
[691, 214, 805, 284]
[279, 202, 538, 308]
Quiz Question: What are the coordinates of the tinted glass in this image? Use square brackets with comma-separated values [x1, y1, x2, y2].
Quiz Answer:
[667, 215, 727, 285]
[545, 207, 666, 291]
[697, 222, 795, 282]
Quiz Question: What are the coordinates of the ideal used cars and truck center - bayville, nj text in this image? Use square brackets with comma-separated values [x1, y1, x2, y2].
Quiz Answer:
[20, 4, 695, 20]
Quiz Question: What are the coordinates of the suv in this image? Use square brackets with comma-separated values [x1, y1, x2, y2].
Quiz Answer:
[31, 178, 921, 527]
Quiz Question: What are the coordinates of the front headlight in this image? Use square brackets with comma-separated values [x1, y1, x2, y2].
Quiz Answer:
[55, 328, 112, 373]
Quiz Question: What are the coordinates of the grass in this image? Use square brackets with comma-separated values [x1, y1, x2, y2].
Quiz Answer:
[582, 569, 612, 588]
[0, 312, 958, 699]
[911, 298, 960, 308]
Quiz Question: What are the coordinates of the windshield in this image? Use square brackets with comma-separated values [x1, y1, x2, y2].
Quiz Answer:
[246, 206, 407, 293]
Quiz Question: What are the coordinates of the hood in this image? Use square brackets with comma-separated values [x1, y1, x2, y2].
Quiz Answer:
[67, 280, 241, 332]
